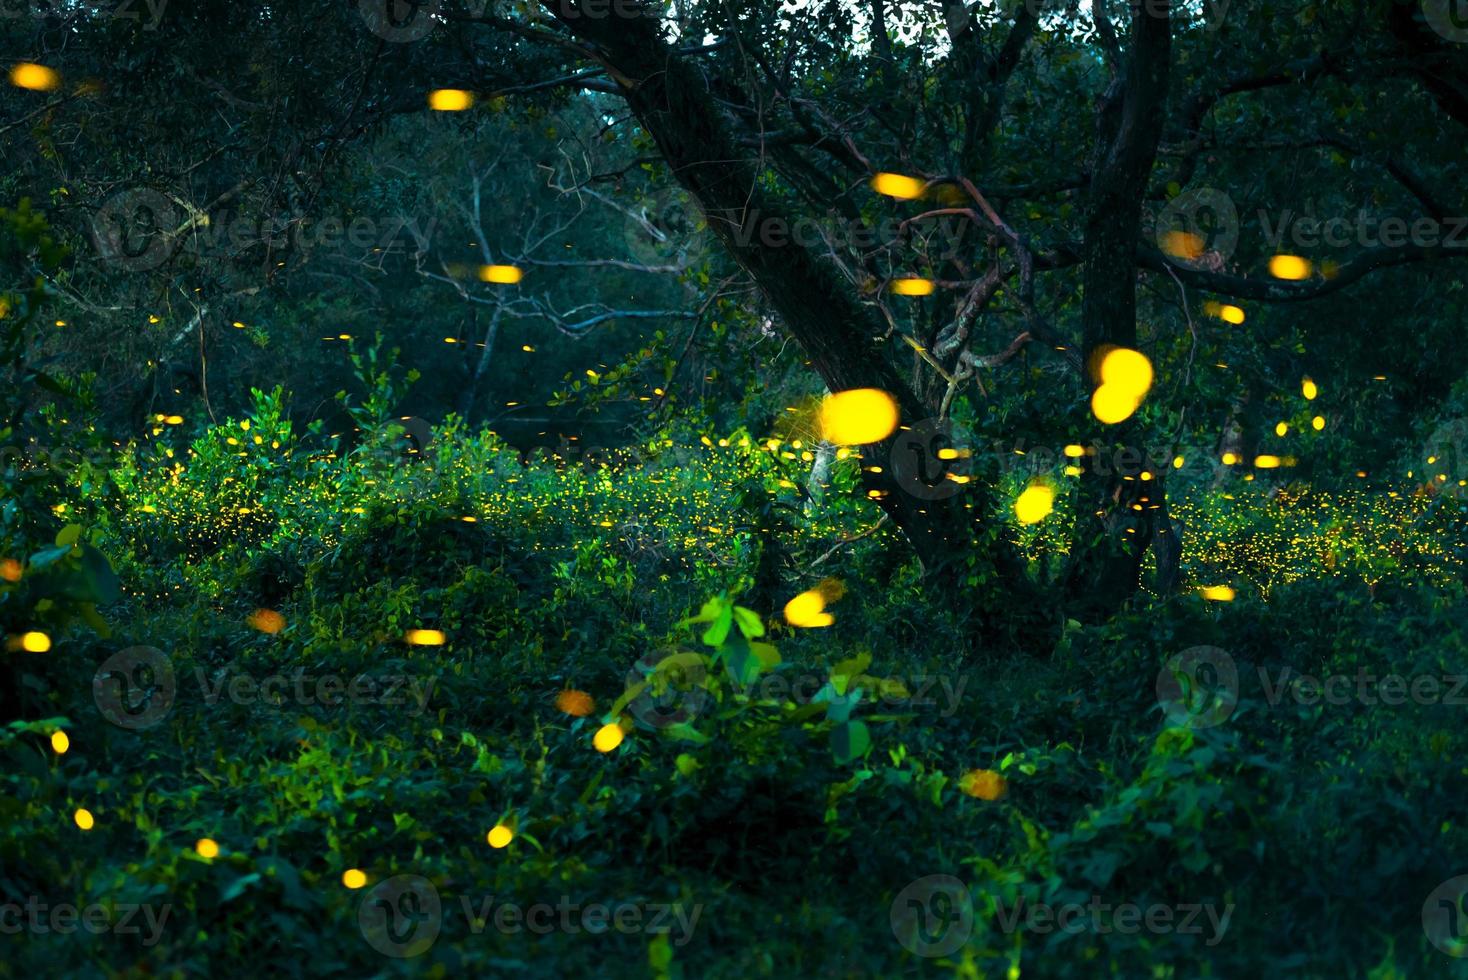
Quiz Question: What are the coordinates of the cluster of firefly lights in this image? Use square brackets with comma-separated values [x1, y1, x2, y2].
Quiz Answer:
[18, 391, 1039, 876]
[3, 81, 1458, 872]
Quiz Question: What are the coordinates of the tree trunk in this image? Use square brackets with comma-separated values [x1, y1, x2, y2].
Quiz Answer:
[1065, 2, 1174, 621]
[547, 5, 1029, 611]
[458, 305, 501, 421]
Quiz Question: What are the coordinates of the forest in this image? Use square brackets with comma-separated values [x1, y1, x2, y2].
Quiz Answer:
[2, 0, 1468, 976]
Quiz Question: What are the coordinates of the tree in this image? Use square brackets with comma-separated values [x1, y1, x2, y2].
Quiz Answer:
[6, 0, 1468, 635]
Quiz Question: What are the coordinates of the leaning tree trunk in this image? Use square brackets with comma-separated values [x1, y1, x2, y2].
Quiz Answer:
[1064, 2, 1174, 622]
[458, 305, 502, 421]
[547, 3, 1032, 614]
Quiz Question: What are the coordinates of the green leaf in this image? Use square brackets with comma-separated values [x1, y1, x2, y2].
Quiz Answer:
[831, 651, 871, 695]
[731, 605, 765, 638]
[608, 681, 649, 720]
[701, 605, 733, 647]
[831, 721, 871, 764]
[55, 524, 82, 547]
[722, 633, 761, 686]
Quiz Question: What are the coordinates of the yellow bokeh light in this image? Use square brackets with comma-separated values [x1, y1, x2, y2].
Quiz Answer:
[1091, 384, 1141, 425]
[1269, 255, 1312, 280]
[478, 264, 523, 284]
[428, 89, 473, 111]
[487, 825, 514, 849]
[1160, 231, 1203, 261]
[959, 769, 1008, 801]
[1218, 304, 1245, 324]
[1221, 452, 1239, 465]
[50, 731, 69, 754]
[404, 629, 446, 646]
[1312, 415, 1325, 431]
[342, 869, 368, 889]
[555, 689, 594, 717]
[1063, 444, 1084, 458]
[819, 389, 899, 445]
[1199, 585, 1236, 602]
[0, 557, 20, 582]
[1275, 422, 1288, 437]
[593, 722, 624, 753]
[870, 172, 924, 200]
[1254, 455, 1281, 469]
[247, 609, 285, 634]
[1014, 484, 1055, 525]
[1173, 455, 1185, 469]
[10, 63, 59, 91]
[196, 838, 220, 859]
[1099, 348, 1154, 396]
[73, 808, 94, 830]
[21, 631, 50, 653]
[1301, 378, 1318, 400]
[784, 589, 834, 628]
[889, 278, 935, 296]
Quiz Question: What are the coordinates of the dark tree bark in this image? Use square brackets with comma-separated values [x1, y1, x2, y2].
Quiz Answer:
[544, 3, 1033, 617]
[1064, 2, 1174, 620]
